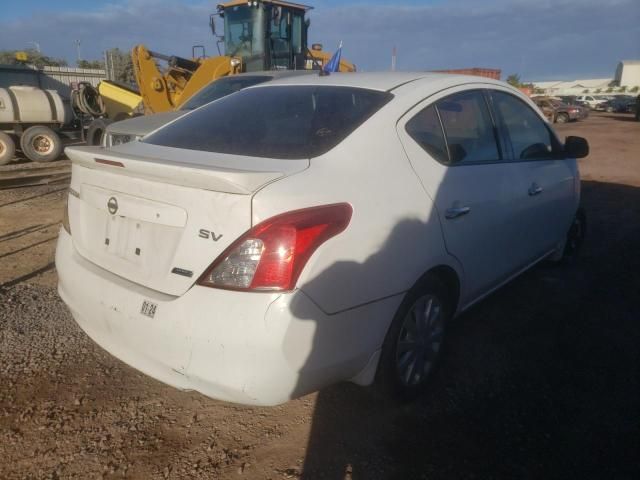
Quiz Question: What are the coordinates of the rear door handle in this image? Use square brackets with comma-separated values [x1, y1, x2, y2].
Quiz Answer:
[528, 183, 543, 196]
[445, 206, 471, 219]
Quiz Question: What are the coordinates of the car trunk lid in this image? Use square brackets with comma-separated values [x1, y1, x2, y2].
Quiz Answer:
[65, 144, 308, 296]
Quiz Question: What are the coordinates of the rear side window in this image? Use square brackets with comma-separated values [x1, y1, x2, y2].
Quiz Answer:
[405, 106, 448, 164]
[436, 90, 500, 164]
[145, 86, 393, 159]
[491, 91, 560, 160]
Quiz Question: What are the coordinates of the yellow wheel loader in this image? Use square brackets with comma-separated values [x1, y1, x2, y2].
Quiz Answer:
[132, 0, 355, 113]
[86, 0, 355, 144]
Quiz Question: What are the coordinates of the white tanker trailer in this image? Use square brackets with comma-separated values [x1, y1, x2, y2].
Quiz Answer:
[0, 86, 73, 165]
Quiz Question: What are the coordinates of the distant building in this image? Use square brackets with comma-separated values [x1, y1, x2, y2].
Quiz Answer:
[528, 59, 640, 96]
[530, 78, 613, 96]
[615, 60, 640, 88]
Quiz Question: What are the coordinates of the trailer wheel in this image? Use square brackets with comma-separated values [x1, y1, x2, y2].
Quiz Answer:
[0, 132, 16, 166]
[86, 118, 112, 146]
[20, 126, 63, 163]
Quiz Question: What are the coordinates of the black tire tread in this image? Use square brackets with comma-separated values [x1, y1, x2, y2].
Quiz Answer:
[19, 126, 62, 163]
[86, 118, 112, 146]
[0, 131, 16, 165]
[376, 274, 451, 401]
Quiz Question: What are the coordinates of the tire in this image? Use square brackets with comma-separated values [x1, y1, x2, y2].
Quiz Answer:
[86, 118, 112, 146]
[562, 207, 586, 261]
[19, 126, 63, 163]
[377, 275, 451, 401]
[0, 131, 16, 166]
[555, 112, 569, 124]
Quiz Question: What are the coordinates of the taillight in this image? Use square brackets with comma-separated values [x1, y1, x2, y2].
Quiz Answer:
[197, 203, 352, 292]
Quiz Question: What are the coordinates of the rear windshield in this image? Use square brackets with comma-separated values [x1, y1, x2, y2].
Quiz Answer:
[180, 75, 271, 110]
[145, 86, 393, 159]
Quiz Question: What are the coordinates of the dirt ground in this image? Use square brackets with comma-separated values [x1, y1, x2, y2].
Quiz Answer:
[0, 112, 638, 479]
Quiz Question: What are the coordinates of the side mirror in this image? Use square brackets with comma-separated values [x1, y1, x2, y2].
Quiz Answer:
[210, 14, 220, 36]
[564, 136, 589, 159]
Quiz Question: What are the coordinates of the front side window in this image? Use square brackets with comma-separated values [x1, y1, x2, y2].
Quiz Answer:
[145, 86, 392, 159]
[224, 5, 265, 58]
[491, 91, 560, 160]
[436, 90, 501, 164]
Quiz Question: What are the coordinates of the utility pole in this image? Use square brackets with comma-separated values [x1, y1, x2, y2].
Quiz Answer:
[391, 46, 397, 72]
[103, 50, 110, 80]
[109, 50, 115, 81]
[75, 40, 82, 63]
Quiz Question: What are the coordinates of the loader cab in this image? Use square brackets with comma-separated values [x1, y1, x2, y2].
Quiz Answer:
[217, 0, 311, 72]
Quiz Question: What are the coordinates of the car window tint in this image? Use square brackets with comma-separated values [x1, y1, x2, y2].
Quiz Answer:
[405, 105, 449, 164]
[436, 90, 500, 164]
[491, 91, 558, 160]
[145, 86, 392, 159]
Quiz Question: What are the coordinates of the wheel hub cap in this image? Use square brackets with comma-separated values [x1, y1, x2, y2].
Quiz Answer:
[395, 294, 444, 387]
[33, 135, 53, 154]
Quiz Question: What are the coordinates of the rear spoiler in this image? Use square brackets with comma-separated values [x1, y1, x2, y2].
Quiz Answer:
[65, 145, 308, 195]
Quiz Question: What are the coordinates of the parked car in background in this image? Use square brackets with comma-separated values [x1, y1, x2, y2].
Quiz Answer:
[57, 73, 588, 406]
[576, 95, 602, 109]
[532, 97, 587, 123]
[558, 95, 578, 105]
[636, 95, 640, 121]
[558, 96, 590, 109]
[102, 71, 312, 147]
[599, 96, 636, 113]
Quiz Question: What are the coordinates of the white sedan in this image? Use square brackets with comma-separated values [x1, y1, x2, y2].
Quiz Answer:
[56, 72, 588, 406]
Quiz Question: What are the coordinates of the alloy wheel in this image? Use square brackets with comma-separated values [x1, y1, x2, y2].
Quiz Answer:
[395, 294, 444, 387]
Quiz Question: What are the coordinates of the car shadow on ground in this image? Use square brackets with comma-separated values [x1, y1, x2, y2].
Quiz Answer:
[293, 180, 639, 479]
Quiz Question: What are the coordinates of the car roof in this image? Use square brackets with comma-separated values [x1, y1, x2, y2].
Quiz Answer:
[251, 71, 507, 94]
[231, 70, 313, 79]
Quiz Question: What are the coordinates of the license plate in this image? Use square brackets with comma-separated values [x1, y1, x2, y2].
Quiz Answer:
[140, 300, 158, 319]
[105, 215, 144, 263]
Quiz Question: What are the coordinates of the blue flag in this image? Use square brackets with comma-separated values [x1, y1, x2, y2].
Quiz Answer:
[323, 41, 343, 73]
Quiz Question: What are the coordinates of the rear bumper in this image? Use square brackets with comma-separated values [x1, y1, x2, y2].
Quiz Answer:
[55, 230, 397, 405]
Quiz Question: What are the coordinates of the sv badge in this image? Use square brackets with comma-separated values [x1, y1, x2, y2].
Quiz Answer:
[199, 229, 223, 242]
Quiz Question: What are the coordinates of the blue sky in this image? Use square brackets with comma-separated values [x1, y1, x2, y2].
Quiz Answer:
[2, 0, 639, 81]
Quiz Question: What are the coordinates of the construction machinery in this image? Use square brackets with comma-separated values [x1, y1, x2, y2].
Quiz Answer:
[132, 0, 355, 113]
[83, 0, 355, 145]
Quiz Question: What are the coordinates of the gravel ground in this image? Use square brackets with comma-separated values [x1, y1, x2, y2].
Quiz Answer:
[0, 283, 314, 479]
[0, 112, 639, 479]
